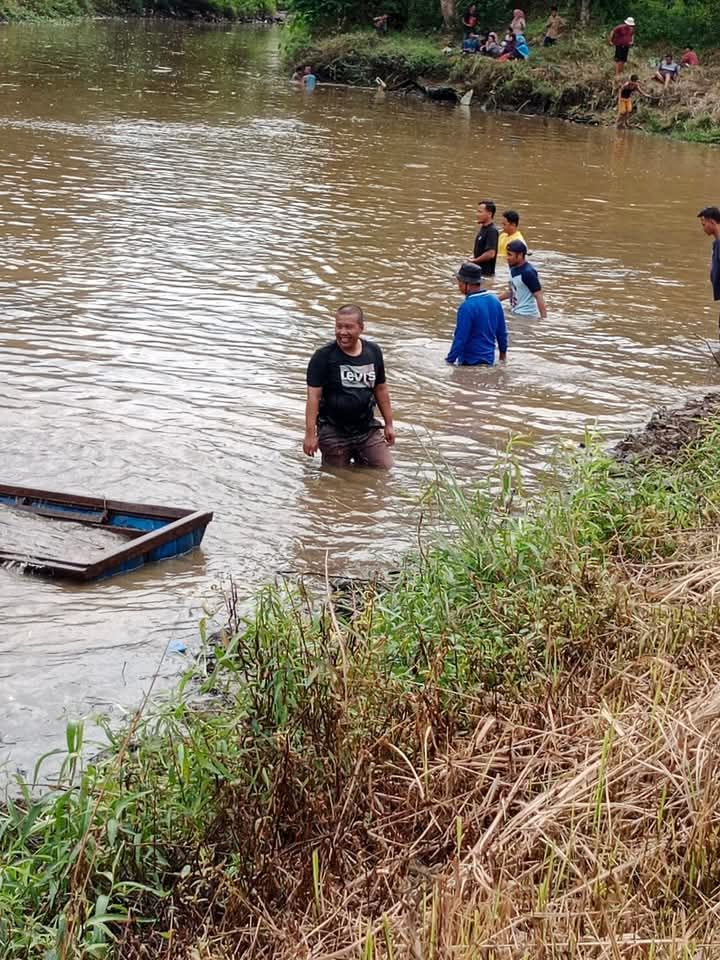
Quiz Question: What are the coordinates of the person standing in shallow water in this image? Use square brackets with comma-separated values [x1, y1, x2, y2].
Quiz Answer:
[302, 65, 317, 90]
[304, 305, 395, 468]
[468, 200, 500, 278]
[446, 263, 507, 366]
[498, 210, 525, 261]
[697, 206, 720, 338]
[499, 240, 548, 319]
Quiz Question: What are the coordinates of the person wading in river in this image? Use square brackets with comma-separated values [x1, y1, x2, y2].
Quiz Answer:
[304, 304, 395, 468]
[499, 240, 548, 319]
[468, 199, 500, 278]
[498, 210, 526, 260]
[698, 206, 720, 339]
[446, 263, 507, 366]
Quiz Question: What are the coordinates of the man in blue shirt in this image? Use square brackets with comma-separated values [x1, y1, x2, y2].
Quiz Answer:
[446, 263, 508, 366]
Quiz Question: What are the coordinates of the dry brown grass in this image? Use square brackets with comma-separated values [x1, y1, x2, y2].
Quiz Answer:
[118, 576, 720, 959]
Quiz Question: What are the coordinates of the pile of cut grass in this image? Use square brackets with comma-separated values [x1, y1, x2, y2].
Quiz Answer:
[4, 399, 720, 958]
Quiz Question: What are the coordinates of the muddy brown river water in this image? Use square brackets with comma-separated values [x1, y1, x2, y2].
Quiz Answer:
[1, 19, 719, 777]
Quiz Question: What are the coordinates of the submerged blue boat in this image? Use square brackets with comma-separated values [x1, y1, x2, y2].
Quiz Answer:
[0, 483, 213, 581]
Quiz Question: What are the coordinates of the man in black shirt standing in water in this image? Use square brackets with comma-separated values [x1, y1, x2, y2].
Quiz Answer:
[468, 199, 500, 278]
[698, 206, 720, 339]
[304, 304, 396, 468]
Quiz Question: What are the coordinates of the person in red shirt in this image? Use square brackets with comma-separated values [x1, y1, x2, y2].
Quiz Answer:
[681, 46, 699, 67]
[462, 3, 478, 37]
[609, 17, 635, 76]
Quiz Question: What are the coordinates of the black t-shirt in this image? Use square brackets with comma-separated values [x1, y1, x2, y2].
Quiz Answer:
[473, 223, 500, 276]
[712, 237, 720, 301]
[306, 339, 386, 433]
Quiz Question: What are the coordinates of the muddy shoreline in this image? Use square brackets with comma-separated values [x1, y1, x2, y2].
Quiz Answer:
[614, 392, 720, 463]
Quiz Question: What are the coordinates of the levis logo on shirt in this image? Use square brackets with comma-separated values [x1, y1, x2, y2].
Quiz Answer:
[340, 364, 376, 388]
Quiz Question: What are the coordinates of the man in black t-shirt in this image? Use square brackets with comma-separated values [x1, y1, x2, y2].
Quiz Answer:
[698, 206, 720, 339]
[304, 304, 396, 468]
[469, 199, 499, 277]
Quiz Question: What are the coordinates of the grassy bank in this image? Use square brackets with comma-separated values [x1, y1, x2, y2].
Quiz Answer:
[291, 29, 720, 142]
[5, 397, 720, 957]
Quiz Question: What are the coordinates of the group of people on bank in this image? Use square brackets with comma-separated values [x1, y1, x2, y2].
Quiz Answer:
[303, 200, 544, 469]
[460, 5, 565, 59]
[461, 5, 531, 59]
[609, 16, 701, 126]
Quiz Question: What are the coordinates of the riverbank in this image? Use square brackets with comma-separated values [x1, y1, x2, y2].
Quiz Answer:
[4, 395, 720, 956]
[293, 30, 720, 143]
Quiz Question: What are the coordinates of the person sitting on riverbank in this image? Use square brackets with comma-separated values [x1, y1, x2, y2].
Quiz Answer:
[497, 32, 517, 60]
[498, 32, 529, 60]
[543, 6, 566, 46]
[681, 46, 699, 67]
[609, 17, 635, 76]
[514, 33, 530, 58]
[482, 31, 503, 57]
[446, 263, 507, 366]
[304, 305, 395, 469]
[653, 53, 680, 89]
[373, 14, 388, 35]
[463, 32, 481, 53]
[499, 240, 547, 319]
[616, 73, 649, 127]
[498, 210, 526, 259]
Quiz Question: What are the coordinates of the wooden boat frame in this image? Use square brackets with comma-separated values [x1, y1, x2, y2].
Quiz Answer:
[0, 483, 213, 581]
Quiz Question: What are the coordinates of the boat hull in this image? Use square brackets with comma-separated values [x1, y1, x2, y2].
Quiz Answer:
[0, 484, 213, 581]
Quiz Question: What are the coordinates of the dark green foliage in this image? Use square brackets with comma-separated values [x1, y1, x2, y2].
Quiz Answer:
[597, 0, 720, 47]
[287, 0, 719, 48]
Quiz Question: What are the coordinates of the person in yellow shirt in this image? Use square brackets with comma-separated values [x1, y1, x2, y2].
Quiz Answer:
[498, 210, 525, 259]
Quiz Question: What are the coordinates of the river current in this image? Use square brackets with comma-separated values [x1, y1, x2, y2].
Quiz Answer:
[1, 19, 718, 775]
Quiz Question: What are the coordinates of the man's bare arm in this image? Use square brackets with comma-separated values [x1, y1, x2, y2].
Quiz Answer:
[470, 249, 496, 264]
[374, 382, 396, 446]
[303, 386, 322, 456]
[534, 290, 548, 319]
